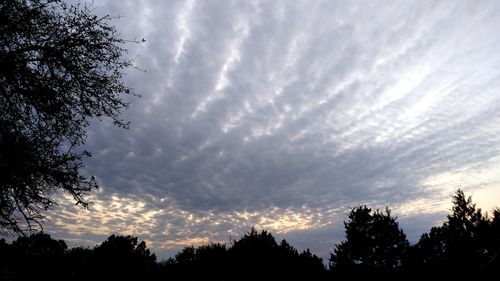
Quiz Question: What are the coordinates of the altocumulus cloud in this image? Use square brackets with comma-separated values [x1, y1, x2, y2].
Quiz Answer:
[46, 0, 500, 260]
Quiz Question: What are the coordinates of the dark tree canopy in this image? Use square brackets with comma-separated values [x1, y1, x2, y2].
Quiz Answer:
[330, 205, 409, 274]
[92, 234, 157, 279]
[12, 231, 67, 255]
[0, 0, 138, 233]
[414, 189, 492, 278]
[161, 227, 326, 281]
[0, 233, 155, 280]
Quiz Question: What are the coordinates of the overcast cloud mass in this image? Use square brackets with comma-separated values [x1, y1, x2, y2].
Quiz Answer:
[46, 0, 500, 260]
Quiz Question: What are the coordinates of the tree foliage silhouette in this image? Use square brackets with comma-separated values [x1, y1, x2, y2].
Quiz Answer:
[163, 243, 228, 281]
[228, 227, 325, 280]
[330, 205, 409, 275]
[0, 232, 156, 280]
[0, 0, 139, 233]
[161, 227, 326, 280]
[1, 232, 68, 280]
[485, 208, 500, 271]
[414, 189, 491, 278]
[228, 227, 281, 279]
[93, 234, 156, 279]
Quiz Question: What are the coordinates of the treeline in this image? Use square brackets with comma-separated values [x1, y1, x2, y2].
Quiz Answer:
[1, 189, 499, 280]
[330, 189, 500, 280]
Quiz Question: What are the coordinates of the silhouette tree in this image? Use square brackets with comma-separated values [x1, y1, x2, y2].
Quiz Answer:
[92, 234, 156, 279]
[160, 228, 326, 280]
[11, 231, 67, 255]
[1, 232, 69, 280]
[227, 227, 325, 280]
[414, 189, 490, 279]
[227, 227, 279, 280]
[162, 243, 228, 281]
[192, 243, 228, 279]
[482, 208, 500, 273]
[297, 248, 327, 278]
[0, 0, 139, 233]
[330, 206, 409, 278]
[278, 238, 299, 256]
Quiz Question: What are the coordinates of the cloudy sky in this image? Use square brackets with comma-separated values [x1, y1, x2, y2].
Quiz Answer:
[46, 0, 500, 260]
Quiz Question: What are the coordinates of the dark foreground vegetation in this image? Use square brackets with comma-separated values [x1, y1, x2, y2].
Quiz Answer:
[1, 190, 499, 280]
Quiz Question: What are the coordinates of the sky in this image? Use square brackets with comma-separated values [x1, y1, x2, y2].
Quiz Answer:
[45, 0, 500, 260]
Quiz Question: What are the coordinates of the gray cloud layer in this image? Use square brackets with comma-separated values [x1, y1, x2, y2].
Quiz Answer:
[46, 0, 500, 260]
